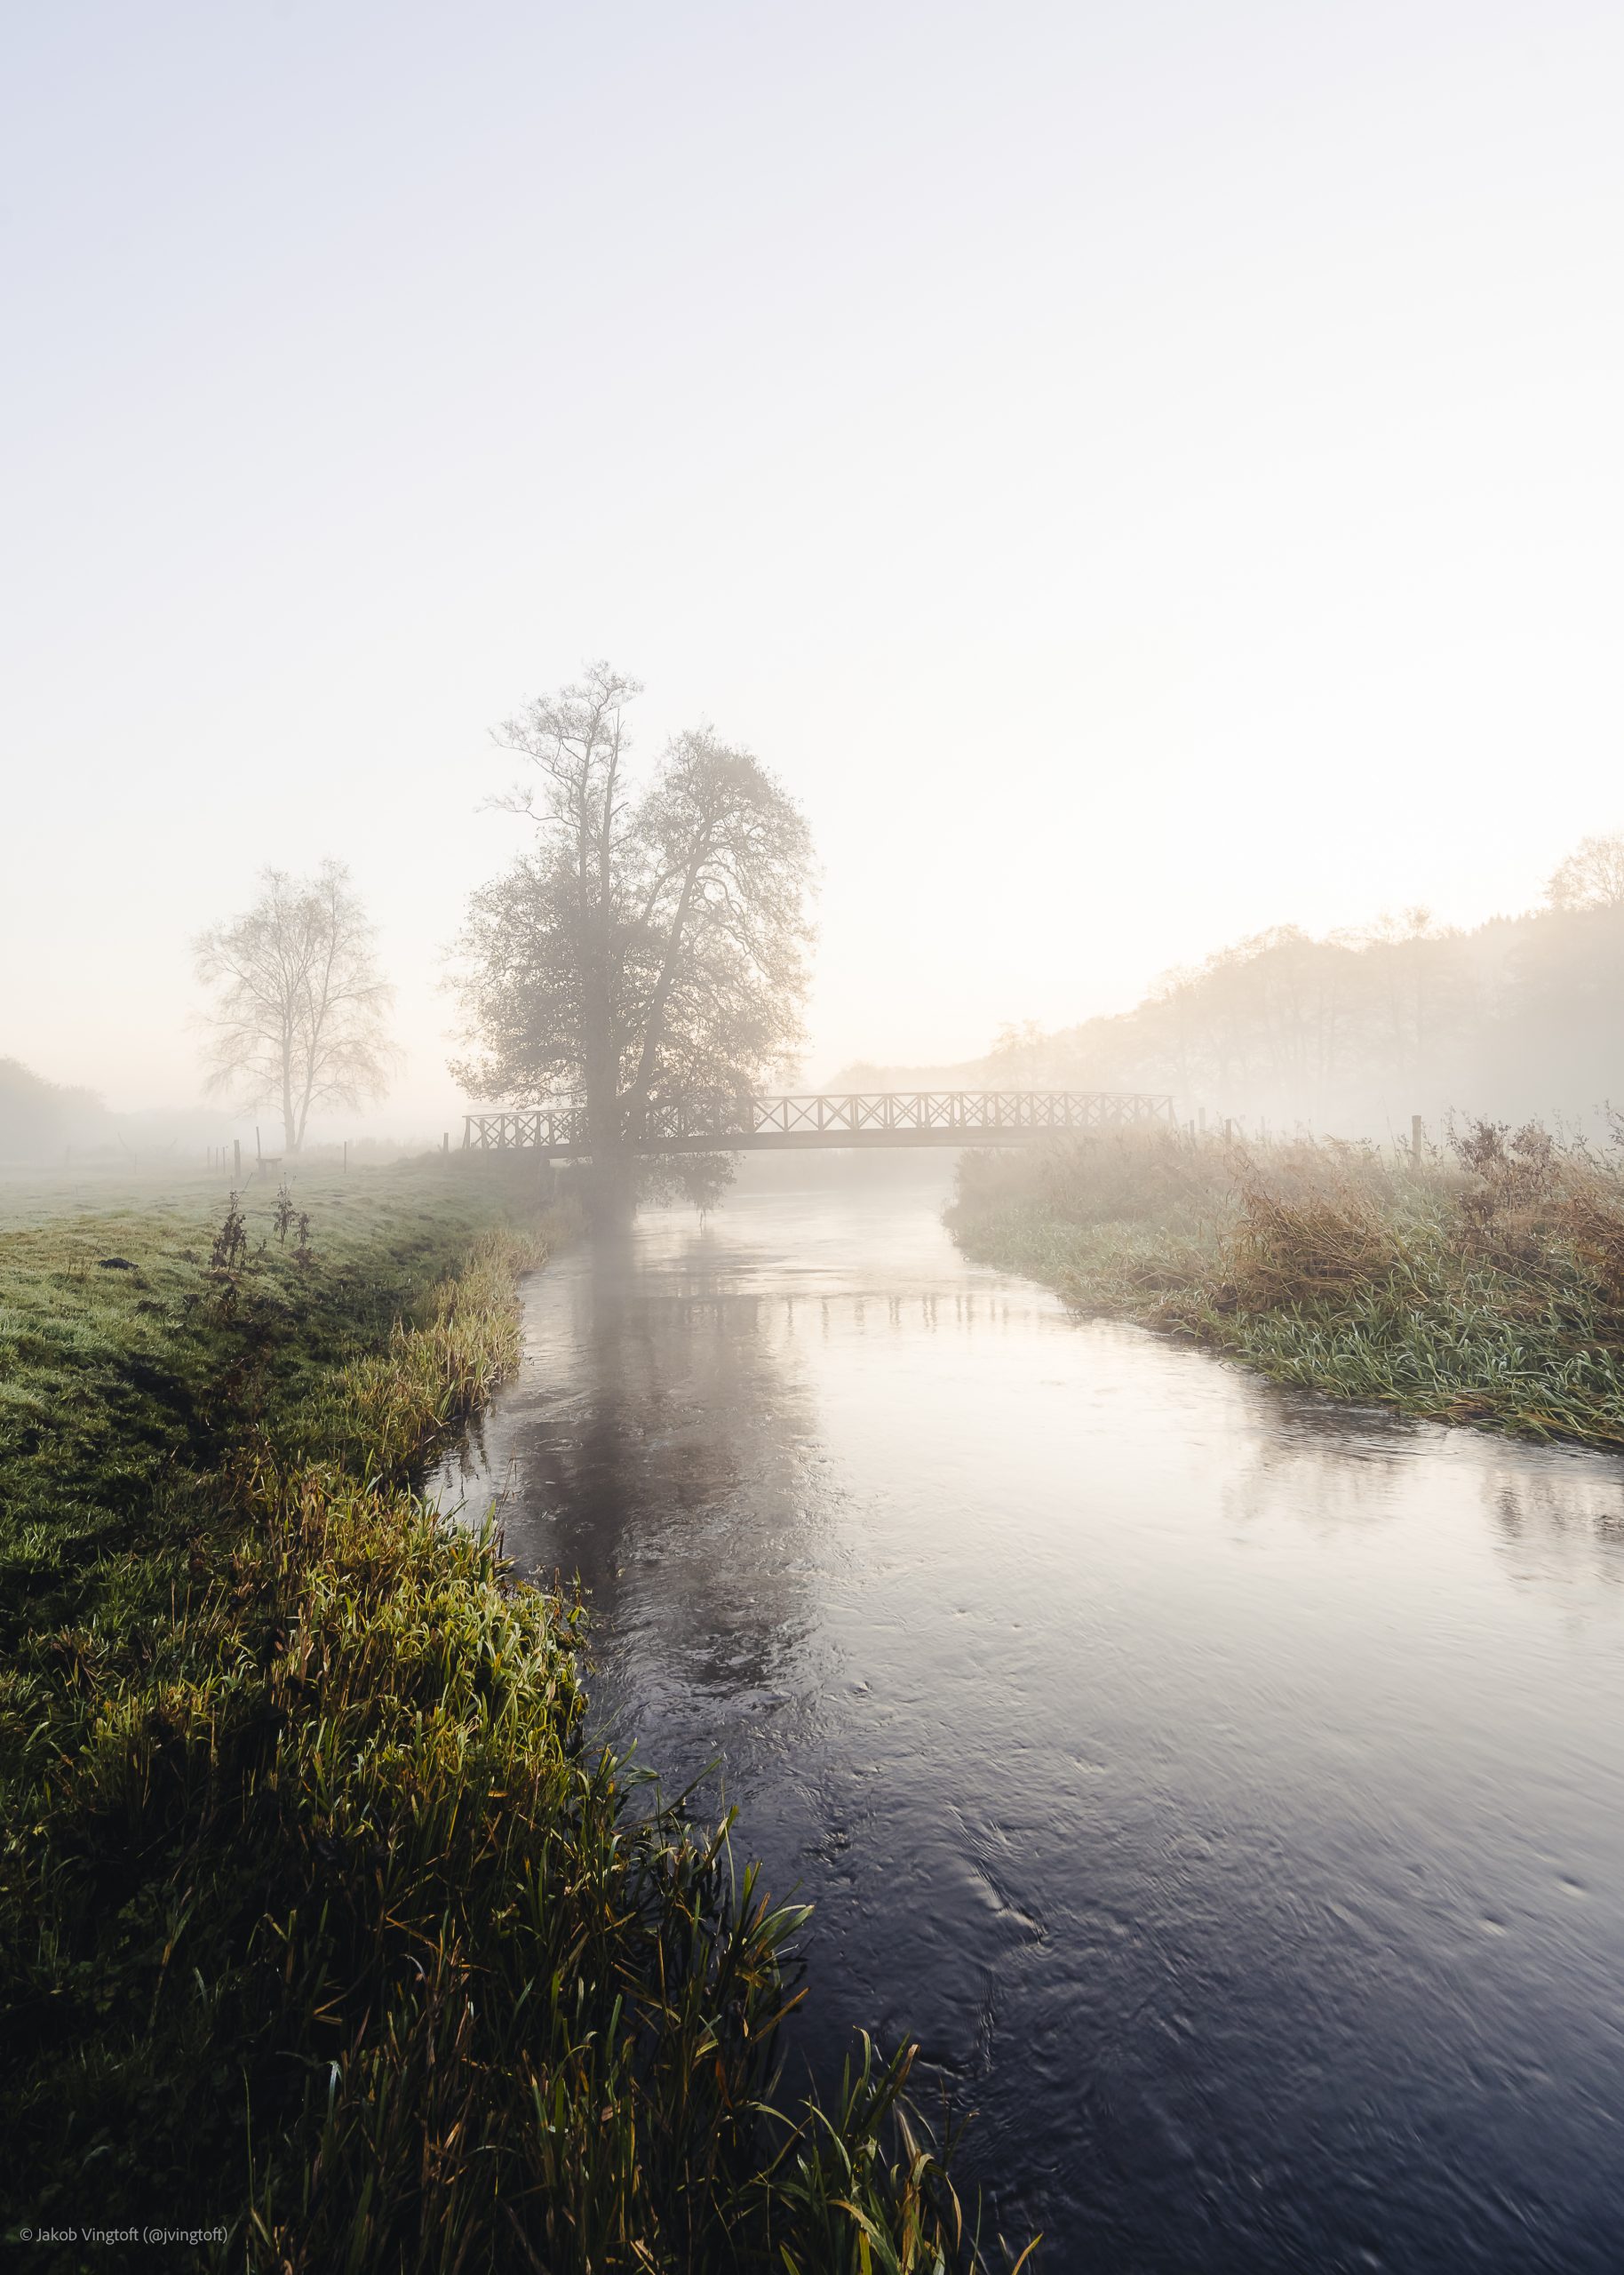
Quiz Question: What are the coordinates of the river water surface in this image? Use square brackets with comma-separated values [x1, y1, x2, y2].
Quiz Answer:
[431, 1168, 1624, 2273]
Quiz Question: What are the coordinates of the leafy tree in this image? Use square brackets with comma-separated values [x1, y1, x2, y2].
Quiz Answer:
[453, 663, 815, 1213]
[195, 862, 394, 1153]
[1546, 830, 1624, 911]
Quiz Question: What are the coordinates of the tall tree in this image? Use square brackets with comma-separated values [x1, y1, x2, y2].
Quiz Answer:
[195, 861, 394, 1153]
[1546, 830, 1624, 911]
[453, 663, 815, 1211]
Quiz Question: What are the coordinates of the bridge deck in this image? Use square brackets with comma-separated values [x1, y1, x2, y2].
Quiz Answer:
[463, 1090, 1175, 1159]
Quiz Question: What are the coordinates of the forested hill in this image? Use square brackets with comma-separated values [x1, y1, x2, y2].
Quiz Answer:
[0, 1060, 240, 1165]
[0, 1058, 111, 1161]
[832, 891, 1624, 1140]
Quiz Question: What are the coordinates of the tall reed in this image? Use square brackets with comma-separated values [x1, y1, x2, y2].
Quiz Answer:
[949, 1119, 1624, 1446]
[3, 1180, 1020, 2270]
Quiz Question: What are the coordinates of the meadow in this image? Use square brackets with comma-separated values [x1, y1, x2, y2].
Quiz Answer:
[1, 1158, 1011, 2271]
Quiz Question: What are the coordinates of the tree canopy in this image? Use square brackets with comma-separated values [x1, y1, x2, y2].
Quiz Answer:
[453, 664, 815, 1209]
[1546, 830, 1624, 912]
[195, 862, 394, 1153]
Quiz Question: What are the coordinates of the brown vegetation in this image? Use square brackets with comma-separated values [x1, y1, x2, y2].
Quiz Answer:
[950, 1119, 1624, 1444]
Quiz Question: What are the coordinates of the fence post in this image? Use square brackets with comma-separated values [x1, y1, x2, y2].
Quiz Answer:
[233, 1138, 241, 1182]
[1411, 1114, 1423, 1169]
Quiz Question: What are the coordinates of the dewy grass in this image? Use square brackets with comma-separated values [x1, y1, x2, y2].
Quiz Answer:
[947, 1122, 1624, 1448]
[1, 1162, 1021, 2271]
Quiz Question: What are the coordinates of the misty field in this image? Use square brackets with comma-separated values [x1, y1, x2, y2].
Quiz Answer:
[0, 1163, 1008, 2272]
[948, 1122, 1624, 1447]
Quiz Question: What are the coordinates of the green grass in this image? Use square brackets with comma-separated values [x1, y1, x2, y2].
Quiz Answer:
[948, 1128, 1624, 1447]
[1, 1162, 1022, 2272]
[0, 1159, 542, 1651]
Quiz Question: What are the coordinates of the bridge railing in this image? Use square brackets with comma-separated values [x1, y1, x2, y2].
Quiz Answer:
[465, 1105, 589, 1153]
[463, 1090, 1176, 1154]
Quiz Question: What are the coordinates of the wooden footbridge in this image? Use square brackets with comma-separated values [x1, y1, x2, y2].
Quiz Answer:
[463, 1090, 1175, 1160]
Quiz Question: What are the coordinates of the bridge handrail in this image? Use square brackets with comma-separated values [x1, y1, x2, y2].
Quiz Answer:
[462, 1090, 1176, 1152]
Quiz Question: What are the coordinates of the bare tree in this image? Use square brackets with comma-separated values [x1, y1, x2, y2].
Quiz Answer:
[1546, 831, 1624, 911]
[195, 862, 394, 1153]
[453, 662, 815, 1214]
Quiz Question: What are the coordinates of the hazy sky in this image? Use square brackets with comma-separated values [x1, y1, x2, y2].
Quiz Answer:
[4, 0, 1622, 1131]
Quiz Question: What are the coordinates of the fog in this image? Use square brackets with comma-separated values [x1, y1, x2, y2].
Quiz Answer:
[12, 17, 1624, 2263]
[4, 0, 1623, 1143]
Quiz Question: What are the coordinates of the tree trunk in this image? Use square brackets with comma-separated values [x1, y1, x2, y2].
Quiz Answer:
[581, 953, 631, 1225]
[585, 1144, 635, 1227]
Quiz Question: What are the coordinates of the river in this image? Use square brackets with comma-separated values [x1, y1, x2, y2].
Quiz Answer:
[430, 1163, 1624, 2273]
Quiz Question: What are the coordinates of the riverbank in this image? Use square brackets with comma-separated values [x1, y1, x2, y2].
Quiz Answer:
[947, 1122, 1624, 1446]
[1, 1162, 1003, 2270]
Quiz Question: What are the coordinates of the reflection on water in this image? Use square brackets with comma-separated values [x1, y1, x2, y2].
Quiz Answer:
[430, 1175, 1624, 2274]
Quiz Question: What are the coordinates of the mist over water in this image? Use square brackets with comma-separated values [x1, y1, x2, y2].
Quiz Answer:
[12, 5, 1624, 2263]
[432, 1162, 1624, 2272]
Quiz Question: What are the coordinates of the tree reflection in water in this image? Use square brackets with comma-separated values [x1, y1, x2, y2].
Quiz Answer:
[430, 1178, 1624, 2274]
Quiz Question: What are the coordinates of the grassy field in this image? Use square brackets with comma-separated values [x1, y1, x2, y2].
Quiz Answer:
[948, 1121, 1624, 1447]
[1, 1161, 1015, 2271]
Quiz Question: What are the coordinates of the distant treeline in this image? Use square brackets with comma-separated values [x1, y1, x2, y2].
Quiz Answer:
[834, 834, 1624, 1138]
[0, 1058, 242, 1165]
[0, 1058, 112, 1161]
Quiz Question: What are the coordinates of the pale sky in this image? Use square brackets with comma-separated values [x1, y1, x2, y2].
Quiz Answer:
[4, 0, 1622, 1134]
